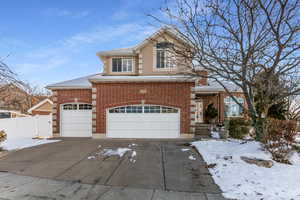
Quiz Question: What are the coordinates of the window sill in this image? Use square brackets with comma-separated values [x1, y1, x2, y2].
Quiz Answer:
[153, 67, 177, 72]
[108, 71, 136, 75]
[225, 116, 244, 118]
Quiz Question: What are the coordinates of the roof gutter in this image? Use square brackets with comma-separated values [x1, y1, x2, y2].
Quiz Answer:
[45, 86, 92, 90]
[88, 77, 196, 83]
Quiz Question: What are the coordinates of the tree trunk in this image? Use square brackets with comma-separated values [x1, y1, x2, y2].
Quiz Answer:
[253, 116, 267, 141]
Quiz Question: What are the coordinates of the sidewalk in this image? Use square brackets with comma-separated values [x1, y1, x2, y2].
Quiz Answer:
[0, 172, 226, 200]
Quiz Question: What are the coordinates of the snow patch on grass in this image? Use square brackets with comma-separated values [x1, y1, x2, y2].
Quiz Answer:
[191, 139, 300, 200]
[1, 138, 60, 151]
[211, 131, 220, 139]
[296, 134, 300, 143]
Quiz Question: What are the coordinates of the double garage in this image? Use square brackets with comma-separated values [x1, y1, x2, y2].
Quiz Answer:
[60, 103, 180, 138]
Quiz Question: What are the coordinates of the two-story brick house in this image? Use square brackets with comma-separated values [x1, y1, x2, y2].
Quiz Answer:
[46, 28, 244, 139]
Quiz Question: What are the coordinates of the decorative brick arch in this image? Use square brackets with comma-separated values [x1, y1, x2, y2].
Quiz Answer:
[105, 101, 182, 110]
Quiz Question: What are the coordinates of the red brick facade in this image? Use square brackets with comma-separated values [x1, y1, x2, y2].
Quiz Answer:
[92, 82, 194, 135]
[51, 84, 245, 137]
[53, 89, 92, 134]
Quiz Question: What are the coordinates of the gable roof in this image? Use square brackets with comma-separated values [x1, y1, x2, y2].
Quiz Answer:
[133, 27, 188, 51]
[96, 47, 135, 57]
[46, 73, 195, 90]
[27, 98, 53, 114]
[46, 73, 100, 90]
[96, 27, 189, 57]
[195, 80, 243, 93]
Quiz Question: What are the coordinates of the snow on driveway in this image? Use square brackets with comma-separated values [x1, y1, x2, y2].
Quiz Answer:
[192, 139, 300, 200]
[89, 147, 137, 163]
[1, 138, 60, 151]
[102, 148, 132, 158]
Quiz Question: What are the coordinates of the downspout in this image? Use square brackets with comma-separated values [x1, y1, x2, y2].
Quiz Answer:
[218, 92, 221, 123]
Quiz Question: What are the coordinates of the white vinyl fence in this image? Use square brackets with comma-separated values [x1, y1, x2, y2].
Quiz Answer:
[0, 115, 52, 139]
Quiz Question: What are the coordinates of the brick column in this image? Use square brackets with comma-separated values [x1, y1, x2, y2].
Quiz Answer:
[52, 91, 60, 137]
[190, 87, 196, 134]
[92, 87, 97, 136]
[138, 52, 143, 74]
[92, 87, 105, 138]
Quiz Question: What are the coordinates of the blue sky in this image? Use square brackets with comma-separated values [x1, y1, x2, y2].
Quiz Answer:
[0, 0, 166, 88]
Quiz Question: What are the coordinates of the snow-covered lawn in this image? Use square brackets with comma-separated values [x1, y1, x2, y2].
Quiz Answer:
[296, 134, 300, 143]
[1, 138, 60, 151]
[192, 139, 300, 200]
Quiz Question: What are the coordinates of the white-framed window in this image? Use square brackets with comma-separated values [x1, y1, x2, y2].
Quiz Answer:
[224, 97, 244, 117]
[112, 58, 133, 72]
[156, 42, 176, 69]
[108, 105, 178, 113]
[62, 103, 92, 110]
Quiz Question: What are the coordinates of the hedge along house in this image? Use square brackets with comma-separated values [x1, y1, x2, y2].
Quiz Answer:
[46, 28, 245, 139]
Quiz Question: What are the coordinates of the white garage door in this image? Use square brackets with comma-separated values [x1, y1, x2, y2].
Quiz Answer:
[107, 105, 180, 138]
[61, 103, 92, 137]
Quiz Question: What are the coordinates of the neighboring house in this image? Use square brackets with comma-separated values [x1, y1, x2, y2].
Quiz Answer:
[0, 83, 44, 114]
[0, 110, 29, 119]
[46, 28, 244, 139]
[28, 99, 53, 115]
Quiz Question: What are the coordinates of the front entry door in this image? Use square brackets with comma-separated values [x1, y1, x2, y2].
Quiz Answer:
[195, 100, 204, 123]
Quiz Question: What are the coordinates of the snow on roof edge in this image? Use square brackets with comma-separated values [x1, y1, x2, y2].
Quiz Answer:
[46, 73, 101, 90]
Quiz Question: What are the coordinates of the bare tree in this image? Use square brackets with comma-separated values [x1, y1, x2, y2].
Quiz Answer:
[288, 95, 300, 121]
[20, 81, 51, 112]
[0, 56, 18, 87]
[0, 56, 51, 114]
[151, 0, 300, 140]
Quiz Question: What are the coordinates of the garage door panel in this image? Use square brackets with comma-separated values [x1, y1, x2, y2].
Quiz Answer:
[108, 129, 178, 138]
[109, 113, 179, 122]
[107, 105, 180, 138]
[62, 124, 92, 130]
[61, 103, 92, 137]
[108, 121, 178, 130]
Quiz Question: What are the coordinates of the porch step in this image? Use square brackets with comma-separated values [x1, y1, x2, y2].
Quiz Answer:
[194, 123, 211, 139]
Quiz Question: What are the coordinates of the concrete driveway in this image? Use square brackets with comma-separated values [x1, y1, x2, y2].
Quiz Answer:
[0, 139, 226, 200]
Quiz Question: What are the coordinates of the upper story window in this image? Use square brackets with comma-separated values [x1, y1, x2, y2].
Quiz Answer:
[224, 97, 244, 117]
[156, 42, 176, 69]
[112, 58, 133, 72]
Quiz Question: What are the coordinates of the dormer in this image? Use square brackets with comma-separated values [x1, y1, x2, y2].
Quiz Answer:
[97, 47, 138, 76]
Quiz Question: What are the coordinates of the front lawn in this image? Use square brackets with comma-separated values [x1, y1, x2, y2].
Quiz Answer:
[192, 139, 300, 200]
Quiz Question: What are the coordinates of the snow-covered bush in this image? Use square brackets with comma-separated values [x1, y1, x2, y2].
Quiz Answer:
[264, 119, 297, 164]
[226, 117, 250, 139]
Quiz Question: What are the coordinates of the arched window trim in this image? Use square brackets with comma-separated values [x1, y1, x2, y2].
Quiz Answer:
[61, 103, 92, 110]
[108, 104, 179, 114]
